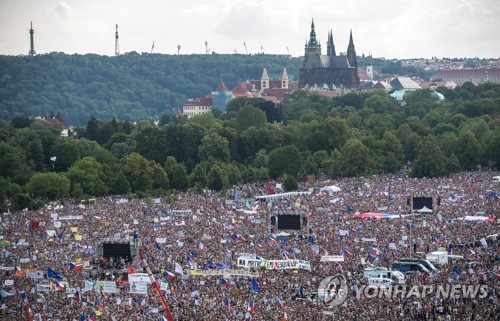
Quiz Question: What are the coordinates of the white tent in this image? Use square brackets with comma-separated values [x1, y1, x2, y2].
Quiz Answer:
[417, 206, 432, 213]
[276, 231, 291, 237]
[320, 185, 342, 193]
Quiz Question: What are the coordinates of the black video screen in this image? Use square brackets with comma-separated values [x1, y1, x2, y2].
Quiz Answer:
[103, 243, 131, 259]
[277, 214, 301, 230]
[412, 197, 433, 210]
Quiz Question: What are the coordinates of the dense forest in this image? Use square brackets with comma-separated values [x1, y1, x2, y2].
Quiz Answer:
[0, 53, 303, 125]
[1, 79, 499, 212]
[0, 53, 431, 125]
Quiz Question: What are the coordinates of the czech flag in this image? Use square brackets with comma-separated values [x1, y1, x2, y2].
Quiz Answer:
[92, 216, 101, 221]
[267, 237, 277, 244]
[221, 278, 233, 287]
[335, 262, 343, 270]
[468, 249, 476, 257]
[163, 270, 175, 280]
[343, 249, 353, 257]
[70, 262, 83, 271]
[247, 301, 255, 313]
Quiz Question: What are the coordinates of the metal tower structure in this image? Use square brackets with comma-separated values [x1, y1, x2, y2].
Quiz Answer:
[28, 22, 36, 56]
[115, 24, 120, 56]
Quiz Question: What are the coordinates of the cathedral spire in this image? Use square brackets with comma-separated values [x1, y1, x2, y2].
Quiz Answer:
[305, 18, 321, 56]
[326, 30, 336, 57]
[346, 29, 357, 68]
[306, 19, 320, 49]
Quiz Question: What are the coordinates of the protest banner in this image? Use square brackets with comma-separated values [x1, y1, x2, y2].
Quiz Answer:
[95, 281, 118, 294]
[27, 270, 45, 279]
[237, 257, 311, 271]
[128, 273, 152, 284]
[130, 282, 148, 294]
[190, 269, 259, 277]
[58, 216, 83, 220]
[320, 255, 344, 262]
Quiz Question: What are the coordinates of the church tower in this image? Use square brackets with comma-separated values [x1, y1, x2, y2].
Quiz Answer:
[304, 19, 321, 56]
[261, 67, 270, 90]
[281, 67, 289, 89]
[326, 30, 336, 57]
[28, 22, 36, 56]
[346, 29, 357, 68]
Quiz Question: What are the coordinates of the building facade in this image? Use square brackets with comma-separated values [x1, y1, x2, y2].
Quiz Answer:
[299, 20, 360, 89]
[432, 69, 500, 85]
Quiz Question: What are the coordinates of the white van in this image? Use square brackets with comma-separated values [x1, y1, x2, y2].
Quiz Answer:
[368, 277, 394, 288]
[363, 267, 405, 282]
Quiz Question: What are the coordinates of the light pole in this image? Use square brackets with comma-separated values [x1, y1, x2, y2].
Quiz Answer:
[50, 156, 57, 171]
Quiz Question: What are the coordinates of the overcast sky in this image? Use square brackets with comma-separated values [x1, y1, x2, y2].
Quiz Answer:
[1, 0, 499, 59]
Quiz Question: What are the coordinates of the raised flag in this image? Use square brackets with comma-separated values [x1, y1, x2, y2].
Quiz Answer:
[335, 262, 343, 270]
[74, 290, 81, 302]
[343, 249, 352, 257]
[92, 216, 101, 221]
[447, 247, 453, 255]
[453, 266, 461, 279]
[468, 249, 476, 257]
[174, 262, 183, 274]
[47, 268, 63, 280]
[21, 291, 28, 304]
[155, 241, 163, 253]
[251, 278, 261, 294]
[221, 278, 232, 287]
[163, 270, 175, 280]
[70, 262, 83, 271]
[224, 298, 233, 312]
[247, 301, 255, 313]
[267, 237, 277, 244]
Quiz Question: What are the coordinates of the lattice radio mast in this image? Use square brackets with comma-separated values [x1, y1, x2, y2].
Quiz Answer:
[115, 24, 120, 56]
[28, 22, 36, 56]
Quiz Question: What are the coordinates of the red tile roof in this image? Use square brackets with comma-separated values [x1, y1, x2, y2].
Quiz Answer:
[214, 80, 230, 92]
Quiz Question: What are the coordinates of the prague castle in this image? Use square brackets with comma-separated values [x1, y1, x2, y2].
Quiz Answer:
[299, 20, 360, 89]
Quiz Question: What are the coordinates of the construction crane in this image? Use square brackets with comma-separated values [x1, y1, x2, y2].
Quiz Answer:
[137, 240, 175, 321]
[243, 42, 248, 55]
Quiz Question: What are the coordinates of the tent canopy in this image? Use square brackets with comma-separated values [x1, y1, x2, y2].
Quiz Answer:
[320, 185, 341, 193]
[417, 206, 432, 213]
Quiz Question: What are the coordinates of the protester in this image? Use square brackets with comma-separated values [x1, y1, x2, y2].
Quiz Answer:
[0, 171, 498, 320]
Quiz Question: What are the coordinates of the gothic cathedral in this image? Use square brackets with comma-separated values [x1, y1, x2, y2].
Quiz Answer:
[299, 20, 360, 89]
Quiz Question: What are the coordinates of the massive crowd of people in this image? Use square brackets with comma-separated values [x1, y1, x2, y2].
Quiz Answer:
[1, 171, 498, 321]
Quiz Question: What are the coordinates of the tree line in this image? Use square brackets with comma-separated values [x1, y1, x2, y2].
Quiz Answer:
[0, 81, 499, 211]
[0, 52, 441, 126]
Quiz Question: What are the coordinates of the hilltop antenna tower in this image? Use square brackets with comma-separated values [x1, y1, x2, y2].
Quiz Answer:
[115, 24, 120, 56]
[205, 40, 209, 54]
[243, 42, 248, 55]
[28, 22, 36, 56]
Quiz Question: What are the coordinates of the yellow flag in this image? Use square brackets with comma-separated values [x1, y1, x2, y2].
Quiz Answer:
[95, 310, 103, 316]
[70, 227, 78, 233]
[75, 234, 82, 241]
